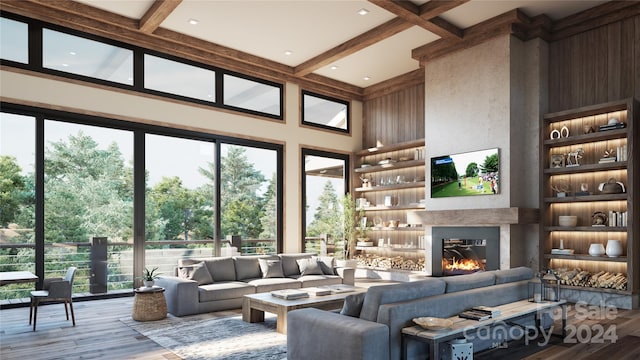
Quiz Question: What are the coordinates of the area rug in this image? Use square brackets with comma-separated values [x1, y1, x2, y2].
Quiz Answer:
[120, 313, 286, 360]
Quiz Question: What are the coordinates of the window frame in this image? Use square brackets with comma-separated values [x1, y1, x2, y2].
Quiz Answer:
[301, 90, 351, 134]
[300, 148, 350, 252]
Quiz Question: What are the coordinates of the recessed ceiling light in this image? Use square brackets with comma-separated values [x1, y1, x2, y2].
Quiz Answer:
[62, 63, 69, 67]
[330, 65, 338, 70]
[357, 8, 369, 16]
[363, 76, 371, 81]
[284, 50, 293, 56]
[188, 18, 199, 25]
[69, 51, 76, 56]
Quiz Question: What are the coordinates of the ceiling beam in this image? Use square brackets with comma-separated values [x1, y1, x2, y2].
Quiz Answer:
[367, 0, 465, 39]
[412, 9, 530, 63]
[1, 0, 362, 98]
[294, 17, 411, 77]
[139, 0, 182, 33]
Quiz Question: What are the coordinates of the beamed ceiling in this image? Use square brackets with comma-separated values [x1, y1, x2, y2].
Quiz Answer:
[1, 0, 639, 100]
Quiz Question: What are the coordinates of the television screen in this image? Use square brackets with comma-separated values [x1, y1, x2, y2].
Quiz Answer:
[431, 148, 499, 198]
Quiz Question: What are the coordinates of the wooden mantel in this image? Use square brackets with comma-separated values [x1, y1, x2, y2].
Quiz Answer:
[409, 207, 539, 225]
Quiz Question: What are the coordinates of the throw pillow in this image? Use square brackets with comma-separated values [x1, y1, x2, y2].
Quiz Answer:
[258, 258, 284, 278]
[296, 258, 324, 276]
[312, 256, 335, 275]
[340, 292, 366, 317]
[178, 261, 213, 285]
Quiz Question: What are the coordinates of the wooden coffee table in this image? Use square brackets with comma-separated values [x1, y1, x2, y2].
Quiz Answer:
[242, 286, 365, 334]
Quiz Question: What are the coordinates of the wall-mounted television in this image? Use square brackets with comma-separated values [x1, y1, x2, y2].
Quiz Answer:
[431, 148, 499, 198]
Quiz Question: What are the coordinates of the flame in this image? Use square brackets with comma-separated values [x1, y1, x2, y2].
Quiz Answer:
[443, 257, 483, 271]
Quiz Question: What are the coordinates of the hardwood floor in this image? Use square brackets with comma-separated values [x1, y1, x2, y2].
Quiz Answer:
[1, 293, 639, 360]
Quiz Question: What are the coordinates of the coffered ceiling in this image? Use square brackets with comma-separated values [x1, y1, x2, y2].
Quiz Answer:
[2, 0, 632, 97]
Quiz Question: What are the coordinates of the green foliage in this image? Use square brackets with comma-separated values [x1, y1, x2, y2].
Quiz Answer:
[0, 156, 28, 228]
[200, 145, 269, 239]
[44, 131, 133, 242]
[465, 162, 479, 178]
[431, 159, 457, 183]
[480, 153, 499, 174]
[138, 267, 161, 281]
[306, 181, 343, 241]
[259, 174, 278, 239]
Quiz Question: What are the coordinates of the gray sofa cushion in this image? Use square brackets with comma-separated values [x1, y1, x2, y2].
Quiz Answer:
[198, 281, 255, 302]
[235, 255, 278, 280]
[313, 256, 336, 275]
[279, 253, 313, 277]
[297, 258, 324, 275]
[494, 266, 534, 284]
[198, 257, 236, 282]
[178, 261, 213, 285]
[258, 258, 285, 278]
[443, 272, 496, 293]
[340, 292, 366, 317]
[359, 278, 446, 322]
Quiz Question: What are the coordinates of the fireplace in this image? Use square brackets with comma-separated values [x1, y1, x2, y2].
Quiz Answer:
[432, 226, 500, 276]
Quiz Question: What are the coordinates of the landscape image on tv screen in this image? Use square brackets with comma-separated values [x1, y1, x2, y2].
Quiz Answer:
[431, 148, 499, 198]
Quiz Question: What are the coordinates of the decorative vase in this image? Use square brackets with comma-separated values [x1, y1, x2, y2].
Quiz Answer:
[605, 240, 623, 257]
[143, 280, 155, 288]
[588, 243, 605, 256]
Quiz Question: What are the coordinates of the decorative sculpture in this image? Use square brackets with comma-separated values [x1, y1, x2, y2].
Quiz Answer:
[566, 148, 584, 167]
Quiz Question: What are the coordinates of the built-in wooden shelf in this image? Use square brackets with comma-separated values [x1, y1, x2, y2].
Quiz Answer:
[544, 193, 627, 203]
[544, 254, 627, 262]
[355, 159, 425, 173]
[355, 182, 425, 192]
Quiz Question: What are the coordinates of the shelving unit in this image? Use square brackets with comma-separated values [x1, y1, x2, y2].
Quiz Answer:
[540, 98, 638, 306]
[353, 139, 426, 265]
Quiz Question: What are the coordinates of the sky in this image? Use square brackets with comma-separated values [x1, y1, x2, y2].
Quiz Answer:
[442, 148, 499, 176]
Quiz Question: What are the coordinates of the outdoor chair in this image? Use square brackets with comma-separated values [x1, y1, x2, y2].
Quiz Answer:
[29, 267, 76, 331]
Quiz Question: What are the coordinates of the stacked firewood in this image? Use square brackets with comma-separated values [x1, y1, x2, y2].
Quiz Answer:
[553, 268, 627, 290]
[354, 254, 425, 271]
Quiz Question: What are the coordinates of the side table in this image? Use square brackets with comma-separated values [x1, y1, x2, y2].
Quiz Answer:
[132, 286, 167, 321]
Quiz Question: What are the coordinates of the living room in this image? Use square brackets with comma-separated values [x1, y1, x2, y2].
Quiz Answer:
[1, 1, 639, 359]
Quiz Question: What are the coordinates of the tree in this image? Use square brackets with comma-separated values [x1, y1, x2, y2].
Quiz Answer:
[44, 131, 133, 242]
[480, 153, 499, 174]
[465, 162, 479, 178]
[259, 173, 277, 240]
[306, 181, 342, 241]
[199, 145, 267, 239]
[0, 156, 27, 228]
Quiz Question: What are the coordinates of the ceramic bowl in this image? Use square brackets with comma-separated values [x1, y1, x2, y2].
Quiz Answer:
[558, 215, 577, 227]
[413, 317, 454, 330]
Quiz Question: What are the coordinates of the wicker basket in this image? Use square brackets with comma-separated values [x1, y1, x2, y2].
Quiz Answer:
[132, 288, 167, 321]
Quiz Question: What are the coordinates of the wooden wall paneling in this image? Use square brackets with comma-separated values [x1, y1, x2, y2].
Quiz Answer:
[549, 15, 639, 112]
[607, 20, 622, 101]
[620, 17, 636, 99]
[362, 83, 425, 149]
[636, 16, 640, 101]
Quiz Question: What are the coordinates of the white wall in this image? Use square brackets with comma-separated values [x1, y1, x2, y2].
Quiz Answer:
[0, 69, 363, 253]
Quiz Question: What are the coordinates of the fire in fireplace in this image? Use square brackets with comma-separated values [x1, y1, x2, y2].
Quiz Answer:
[442, 239, 486, 275]
[432, 227, 500, 276]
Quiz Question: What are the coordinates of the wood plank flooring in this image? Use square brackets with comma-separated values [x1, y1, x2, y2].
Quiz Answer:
[1, 292, 639, 359]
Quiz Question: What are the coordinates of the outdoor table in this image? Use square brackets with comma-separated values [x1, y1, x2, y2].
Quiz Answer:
[0, 271, 38, 286]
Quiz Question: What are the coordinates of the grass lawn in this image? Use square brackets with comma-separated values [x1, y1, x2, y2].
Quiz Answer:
[432, 177, 494, 197]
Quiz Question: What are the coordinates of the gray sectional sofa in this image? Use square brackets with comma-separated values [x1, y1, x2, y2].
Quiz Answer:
[156, 253, 354, 316]
[288, 267, 542, 360]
